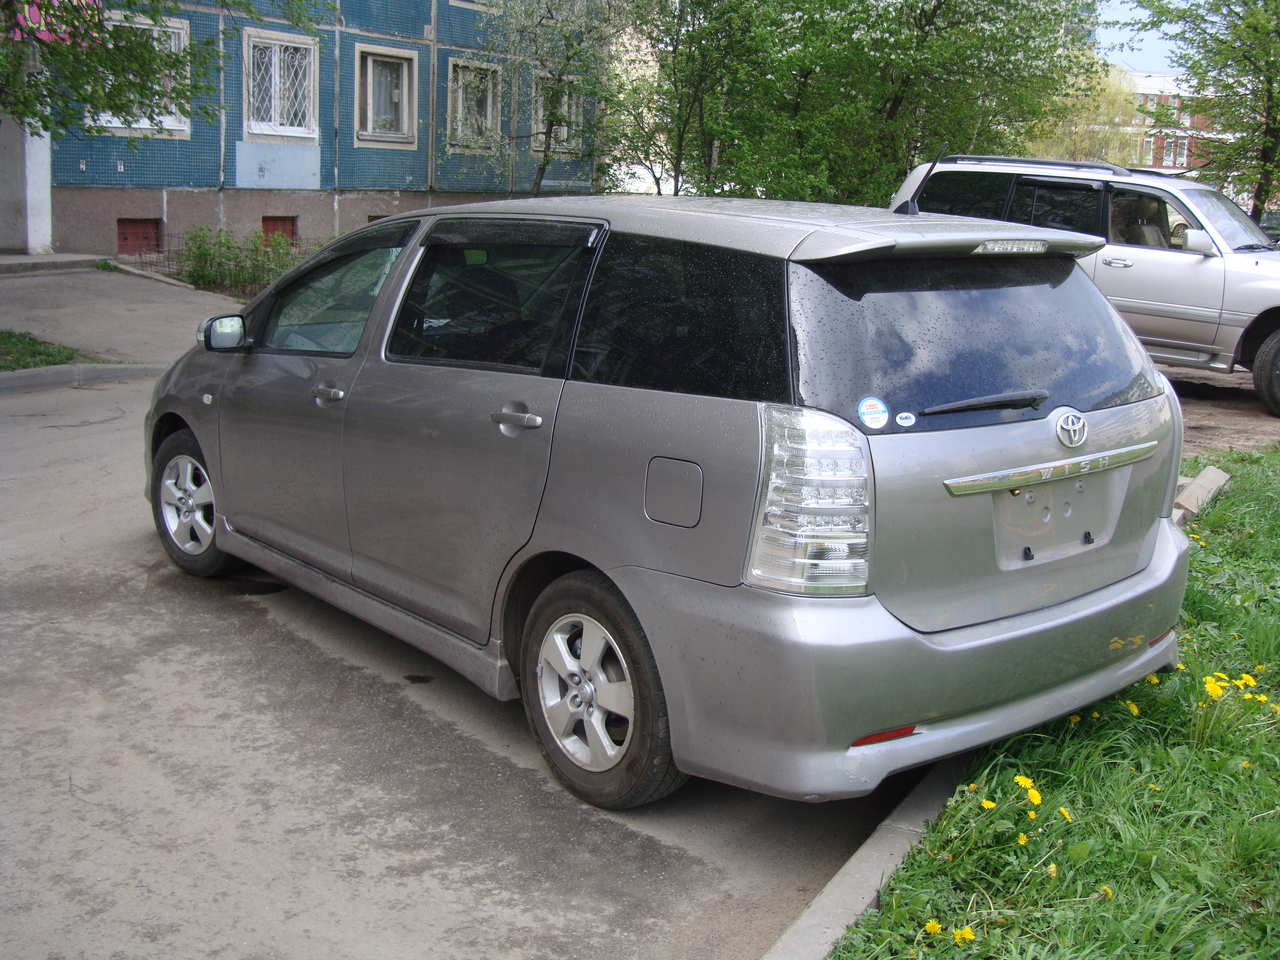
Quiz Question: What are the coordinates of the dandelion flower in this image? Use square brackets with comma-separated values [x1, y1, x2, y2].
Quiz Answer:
[1175, 663, 1186, 670]
[1058, 806, 1073, 823]
[1244, 693, 1255, 700]
[1240, 673, 1257, 687]
[1257, 694, 1269, 703]
[1124, 700, 1140, 716]
[952, 926, 976, 944]
[981, 799, 997, 810]
[923, 920, 942, 935]
[1069, 714, 1081, 724]
[1241, 760, 1251, 769]
[1146, 674, 1160, 684]
[1027, 787, 1042, 806]
[1017, 832, 1029, 845]
[1091, 711, 1101, 719]
[1204, 677, 1226, 699]
[1027, 810, 1037, 820]
[1014, 775, 1035, 789]
[1147, 783, 1161, 791]
[1100, 884, 1114, 900]
[1047, 862, 1058, 879]
[967, 783, 977, 792]
[1214, 672, 1230, 680]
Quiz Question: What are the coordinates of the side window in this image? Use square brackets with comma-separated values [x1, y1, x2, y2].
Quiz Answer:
[1108, 189, 1198, 250]
[1007, 178, 1104, 236]
[258, 222, 415, 354]
[918, 171, 1013, 219]
[387, 218, 596, 373]
[572, 234, 789, 403]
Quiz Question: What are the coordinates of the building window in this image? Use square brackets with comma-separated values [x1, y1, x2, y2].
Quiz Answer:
[1175, 137, 1188, 167]
[117, 218, 162, 254]
[532, 76, 583, 154]
[1142, 136, 1154, 166]
[1163, 137, 1175, 166]
[262, 216, 298, 241]
[355, 46, 415, 146]
[101, 16, 189, 132]
[246, 31, 318, 138]
[448, 61, 500, 149]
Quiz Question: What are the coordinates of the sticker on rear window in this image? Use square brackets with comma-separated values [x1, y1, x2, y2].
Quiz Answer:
[895, 412, 917, 427]
[857, 396, 889, 430]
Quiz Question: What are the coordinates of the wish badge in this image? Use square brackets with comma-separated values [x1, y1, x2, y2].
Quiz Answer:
[857, 396, 889, 430]
[895, 412, 917, 428]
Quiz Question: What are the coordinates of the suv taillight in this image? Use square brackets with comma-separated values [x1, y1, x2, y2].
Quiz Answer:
[745, 404, 873, 596]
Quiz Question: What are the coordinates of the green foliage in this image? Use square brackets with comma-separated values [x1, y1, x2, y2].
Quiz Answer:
[1028, 61, 1146, 165]
[0, 329, 79, 370]
[1130, 0, 1280, 218]
[0, 0, 319, 139]
[96, 259, 121, 272]
[176, 226, 307, 296]
[827, 446, 1280, 959]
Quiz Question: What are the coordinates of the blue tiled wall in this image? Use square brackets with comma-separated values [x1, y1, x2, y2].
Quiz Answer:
[337, 31, 430, 190]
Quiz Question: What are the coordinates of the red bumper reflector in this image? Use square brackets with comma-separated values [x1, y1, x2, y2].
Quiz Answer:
[851, 725, 917, 748]
[1149, 629, 1174, 647]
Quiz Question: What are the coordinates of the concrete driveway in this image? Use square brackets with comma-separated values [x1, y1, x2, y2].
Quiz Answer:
[0, 272, 909, 959]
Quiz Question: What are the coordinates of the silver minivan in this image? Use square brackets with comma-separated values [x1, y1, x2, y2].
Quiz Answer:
[146, 196, 1190, 808]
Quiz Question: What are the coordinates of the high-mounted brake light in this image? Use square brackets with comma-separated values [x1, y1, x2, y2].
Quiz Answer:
[851, 725, 917, 748]
[745, 404, 873, 596]
[974, 239, 1048, 255]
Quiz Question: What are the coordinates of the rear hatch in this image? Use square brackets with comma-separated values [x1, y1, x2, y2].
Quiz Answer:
[788, 254, 1176, 633]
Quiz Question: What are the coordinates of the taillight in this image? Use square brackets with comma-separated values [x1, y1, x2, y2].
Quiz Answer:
[745, 404, 873, 596]
[1159, 373, 1183, 518]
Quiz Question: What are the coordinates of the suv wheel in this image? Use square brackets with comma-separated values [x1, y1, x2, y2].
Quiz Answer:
[1253, 328, 1280, 416]
[520, 571, 687, 809]
[151, 429, 235, 576]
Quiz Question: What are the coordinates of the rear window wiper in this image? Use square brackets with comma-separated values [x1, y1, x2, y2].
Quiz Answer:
[920, 389, 1049, 417]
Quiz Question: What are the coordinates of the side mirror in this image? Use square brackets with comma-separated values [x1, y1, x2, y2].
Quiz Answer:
[202, 314, 249, 351]
[1182, 228, 1219, 257]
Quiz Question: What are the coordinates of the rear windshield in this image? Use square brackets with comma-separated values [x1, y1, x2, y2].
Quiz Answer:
[789, 256, 1160, 434]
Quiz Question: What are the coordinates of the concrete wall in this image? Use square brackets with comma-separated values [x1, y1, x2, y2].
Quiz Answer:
[1, 116, 52, 254]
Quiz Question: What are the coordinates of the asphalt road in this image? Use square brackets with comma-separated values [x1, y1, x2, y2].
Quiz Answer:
[0, 376, 909, 960]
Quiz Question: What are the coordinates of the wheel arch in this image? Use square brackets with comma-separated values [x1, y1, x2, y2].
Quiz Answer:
[499, 551, 604, 683]
[1236, 307, 1280, 369]
[151, 411, 194, 460]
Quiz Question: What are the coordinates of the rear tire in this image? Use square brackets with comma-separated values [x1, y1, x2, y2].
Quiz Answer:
[151, 429, 235, 577]
[520, 571, 687, 809]
[1252, 327, 1280, 416]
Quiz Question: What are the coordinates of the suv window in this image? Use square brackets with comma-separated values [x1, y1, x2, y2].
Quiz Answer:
[1007, 178, 1103, 237]
[387, 218, 596, 374]
[789, 256, 1160, 433]
[918, 171, 1013, 219]
[1108, 189, 1197, 250]
[571, 233, 790, 402]
[258, 221, 416, 355]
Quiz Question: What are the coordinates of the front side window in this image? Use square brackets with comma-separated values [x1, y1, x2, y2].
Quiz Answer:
[532, 76, 583, 154]
[1108, 189, 1197, 250]
[258, 222, 416, 354]
[387, 218, 597, 373]
[572, 234, 790, 403]
[449, 62, 500, 148]
[247, 32, 317, 137]
[357, 48, 414, 143]
[917, 171, 1013, 220]
[1007, 178, 1104, 237]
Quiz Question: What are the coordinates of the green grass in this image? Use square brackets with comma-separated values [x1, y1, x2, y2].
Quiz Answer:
[829, 447, 1280, 960]
[0, 330, 80, 371]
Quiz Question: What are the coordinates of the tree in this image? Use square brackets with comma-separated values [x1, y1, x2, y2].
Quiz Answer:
[1132, 0, 1280, 219]
[0, 0, 313, 139]
[1028, 61, 1144, 165]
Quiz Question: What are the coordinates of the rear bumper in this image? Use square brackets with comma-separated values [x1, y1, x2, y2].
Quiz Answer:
[610, 519, 1189, 801]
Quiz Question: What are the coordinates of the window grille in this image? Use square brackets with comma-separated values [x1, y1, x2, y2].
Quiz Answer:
[248, 36, 316, 136]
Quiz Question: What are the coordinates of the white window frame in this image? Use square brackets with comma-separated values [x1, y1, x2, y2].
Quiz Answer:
[447, 58, 501, 151]
[354, 43, 417, 149]
[244, 28, 319, 140]
[1141, 136, 1154, 166]
[531, 74, 583, 155]
[1175, 137, 1188, 168]
[1163, 137, 1175, 166]
[100, 15, 190, 135]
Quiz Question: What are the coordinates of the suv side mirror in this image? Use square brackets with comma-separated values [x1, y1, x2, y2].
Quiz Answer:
[1182, 229, 1218, 257]
[202, 314, 249, 351]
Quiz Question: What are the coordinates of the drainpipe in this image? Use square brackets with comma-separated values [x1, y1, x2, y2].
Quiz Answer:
[333, 10, 341, 235]
[217, 13, 225, 229]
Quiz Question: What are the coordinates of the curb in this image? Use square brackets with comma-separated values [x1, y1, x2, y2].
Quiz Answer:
[762, 756, 970, 960]
[0, 363, 164, 395]
[110, 261, 197, 290]
[0, 256, 103, 275]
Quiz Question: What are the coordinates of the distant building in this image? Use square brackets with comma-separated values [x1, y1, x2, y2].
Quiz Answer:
[48, 0, 595, 254]
[1128, 72, 1211, 174]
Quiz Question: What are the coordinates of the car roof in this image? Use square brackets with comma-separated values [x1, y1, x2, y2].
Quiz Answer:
[385, 194, 1104, 262]
[923, 155, 1219, 194]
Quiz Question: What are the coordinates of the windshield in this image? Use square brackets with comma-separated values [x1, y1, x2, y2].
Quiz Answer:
[1186, 189, 1275, 249]
[788, 257, 1161, 434]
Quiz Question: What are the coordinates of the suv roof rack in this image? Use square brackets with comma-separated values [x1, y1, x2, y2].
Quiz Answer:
[940, 155, 1131, 176]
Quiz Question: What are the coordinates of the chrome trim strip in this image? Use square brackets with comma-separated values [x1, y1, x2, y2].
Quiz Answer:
[943, 441, 1159, 496]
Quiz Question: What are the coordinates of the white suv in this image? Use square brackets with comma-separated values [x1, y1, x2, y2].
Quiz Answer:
[891, 156, 1280, 415]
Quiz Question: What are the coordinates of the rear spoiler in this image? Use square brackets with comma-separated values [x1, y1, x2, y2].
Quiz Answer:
[790, 223, 1105, 264]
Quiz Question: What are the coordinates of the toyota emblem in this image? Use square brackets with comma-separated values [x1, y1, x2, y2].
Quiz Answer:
[1056, 412, 1088, 449]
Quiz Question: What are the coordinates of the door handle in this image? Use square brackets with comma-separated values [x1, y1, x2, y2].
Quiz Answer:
[312, 385, 346, 403]
[1102, 257, 1134, 268]
[490, 411, 543, 429]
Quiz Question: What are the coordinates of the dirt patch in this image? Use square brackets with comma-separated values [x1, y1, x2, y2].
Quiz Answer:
[1160, 365, 1280, 458]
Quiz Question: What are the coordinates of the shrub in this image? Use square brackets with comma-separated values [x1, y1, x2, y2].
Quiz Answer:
[176, 226, 310, 296]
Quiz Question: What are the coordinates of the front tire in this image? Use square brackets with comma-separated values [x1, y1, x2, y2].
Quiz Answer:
[1252, 327, 1280, 416]
[520, 571, 686, 809]
[151, 429, 234, 577]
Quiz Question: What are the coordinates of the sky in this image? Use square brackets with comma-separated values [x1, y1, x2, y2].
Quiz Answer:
[1096, 0, 1178, 74]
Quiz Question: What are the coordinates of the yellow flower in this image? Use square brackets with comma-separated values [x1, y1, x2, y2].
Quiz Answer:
[1069, 714, 1081, 724]
[1147, 783, 1162, 791]
[1232, 679, 1246, 690]
[1214, 672, 1230, 680]
[1100, 884, 1114, 900]
[952, 926, 976, 944]
[1244, 693, 1255, 700]
[1146, 674, 1161, 684]
[1271, 703, 1280, 715]
[1058, 806, 1073, 823]
[1124, 700, 1140, 716]
[923, 920, 942, 935]
[1027, 810, 1037, 820]
[1240, 673, 1257, 687]
[1241, 760, 1251, 769]
[1204, 676, 1226, 699]
[1091, 711, 1101, 719]
[1257, 694, 1269, 703]
[981, 799, 997, 810]
[967, 783, 977, 792]
[1014, 775, 1035, 789]
[1017, 832, 1029, 845]
[1027, 787, 1042, 806]
[1047, 862, 1058, 879]
[1256, 664, 1266, 672]
[1175, 663, 1186, 670]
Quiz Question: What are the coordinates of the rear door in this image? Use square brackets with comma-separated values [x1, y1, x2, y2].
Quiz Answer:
[342, 217, 599, 643]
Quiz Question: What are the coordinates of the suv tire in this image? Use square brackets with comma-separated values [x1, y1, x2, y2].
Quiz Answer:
[520, 571, 686, 809]
[1253, 328, 1280, 416]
